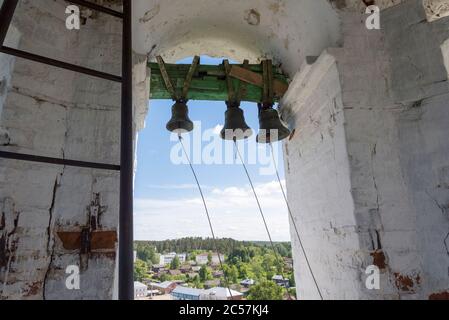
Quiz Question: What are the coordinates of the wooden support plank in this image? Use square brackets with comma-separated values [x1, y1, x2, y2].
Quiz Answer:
[229, 65, 288, 98]
[182, 56, 200, 99]
[156, 56, 178, 100]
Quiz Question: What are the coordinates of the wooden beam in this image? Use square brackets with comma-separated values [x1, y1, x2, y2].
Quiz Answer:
[148, 62, 289, 103]
[229, 65, 288, 98]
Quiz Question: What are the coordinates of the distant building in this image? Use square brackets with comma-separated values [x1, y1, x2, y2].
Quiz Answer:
[171, 286, 203, 300]
[134, 281, 147, 299]
[213, 270, 224, 278]
[168, 270, 181, 276]
[192, 266, 201, 272]
[133, 250, 137, 263]
[201, 287, 243, 300]
[195, 252, 224, 265]
[171, 285, 244, 301]
[150, 281, 177, 294]
[272, 275, 290, 288]
[204, 279, 221, 289]
[240, 279, 255, 288]
[180, 264, 192, 273]
[159, 252, 187, 265]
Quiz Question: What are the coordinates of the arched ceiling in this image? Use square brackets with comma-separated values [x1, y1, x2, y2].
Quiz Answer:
[132, 0, 341, 76]
[131, 0, 449, 77]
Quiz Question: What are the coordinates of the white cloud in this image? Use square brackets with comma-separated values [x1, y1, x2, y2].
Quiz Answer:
[143, 184, 212, 190]
[134, 180, 290, 241]
[212, 124, 224, 136]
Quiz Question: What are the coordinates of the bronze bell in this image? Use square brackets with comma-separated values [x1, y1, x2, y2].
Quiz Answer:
[220, 102, 253, 140]
[256, 105, 291, 143]
[166, 100, 194, 133]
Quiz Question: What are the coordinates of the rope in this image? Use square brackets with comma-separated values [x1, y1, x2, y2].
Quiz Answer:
[269, 142, 324, 300]
[233, 139, 293, 300]
[178, 135, 233, 299]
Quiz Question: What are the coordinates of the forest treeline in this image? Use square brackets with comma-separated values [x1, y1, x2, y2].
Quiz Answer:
[135, 237, 292, 257]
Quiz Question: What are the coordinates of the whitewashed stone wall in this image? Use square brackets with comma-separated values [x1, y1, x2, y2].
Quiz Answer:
[0, 0, 124, 300]
[282, 0, 449, 299]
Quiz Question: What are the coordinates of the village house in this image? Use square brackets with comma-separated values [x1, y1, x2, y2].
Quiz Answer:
[168, 270, 182, 277]
[180, 265, 192, 274]
[212, 270, 224, 278]
[240, 279, 255, 288]
[272, 275, 290, 288]
[191, 266, 201, 272]
[204, 279, 221, 289]
[134, 281, 148, 299]
[201, 287, 244, 301]
[171, 286, 203, 301]
[149, 281, 177, 295]
[151, 264, 165, 273]
[159, 252, 187, 265]
[195, 253, 225, 265]
[171, 286, 244, 301]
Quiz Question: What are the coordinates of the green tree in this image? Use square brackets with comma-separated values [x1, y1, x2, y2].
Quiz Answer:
[134, 259, 148, 282]
[247, 281, 284, 300]
[199, 265, 212, 282]
[207, 252, 213, 265]
[288, 273, 296, 287]
[223, 264, 239, 283]
[170, 255, 181, 270]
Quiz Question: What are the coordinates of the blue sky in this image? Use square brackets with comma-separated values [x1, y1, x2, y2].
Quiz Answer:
[134, 56, 290, 241]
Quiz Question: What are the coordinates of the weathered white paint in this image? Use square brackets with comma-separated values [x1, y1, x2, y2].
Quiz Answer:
[0, 0, 123, 299]
[282, 0, 449, 299]
[133, 0, 342, 76]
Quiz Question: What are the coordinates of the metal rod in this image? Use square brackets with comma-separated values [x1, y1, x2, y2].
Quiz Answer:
[66, 0, 123, 19]
[0, 0, 18, 46]
[0, 151, 120, 171]
[119, 0, 134, 301]
[0, 46, 122, 83]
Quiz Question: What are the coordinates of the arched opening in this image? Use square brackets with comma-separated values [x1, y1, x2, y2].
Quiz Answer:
[130, 0, 344, 301]
[134, 55, 295, 300]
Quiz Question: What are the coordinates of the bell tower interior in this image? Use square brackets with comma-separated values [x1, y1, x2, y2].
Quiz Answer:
[0, 0, 449, 300]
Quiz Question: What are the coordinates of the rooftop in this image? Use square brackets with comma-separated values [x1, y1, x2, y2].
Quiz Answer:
[203, 287, 243, 297]
[134, 281, 147, 289]
[151, 281, 175, 289]
[171, 286, 203, 297]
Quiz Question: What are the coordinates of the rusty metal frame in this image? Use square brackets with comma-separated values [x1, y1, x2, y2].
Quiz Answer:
[0, 0, 134, 300]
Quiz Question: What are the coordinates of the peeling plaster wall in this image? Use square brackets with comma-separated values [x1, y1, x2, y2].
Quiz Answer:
[282, 0, 449, 299]
[0, 0, 125, 300]
[0, 26, 20, 146]
[281, 53, 363, 299]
